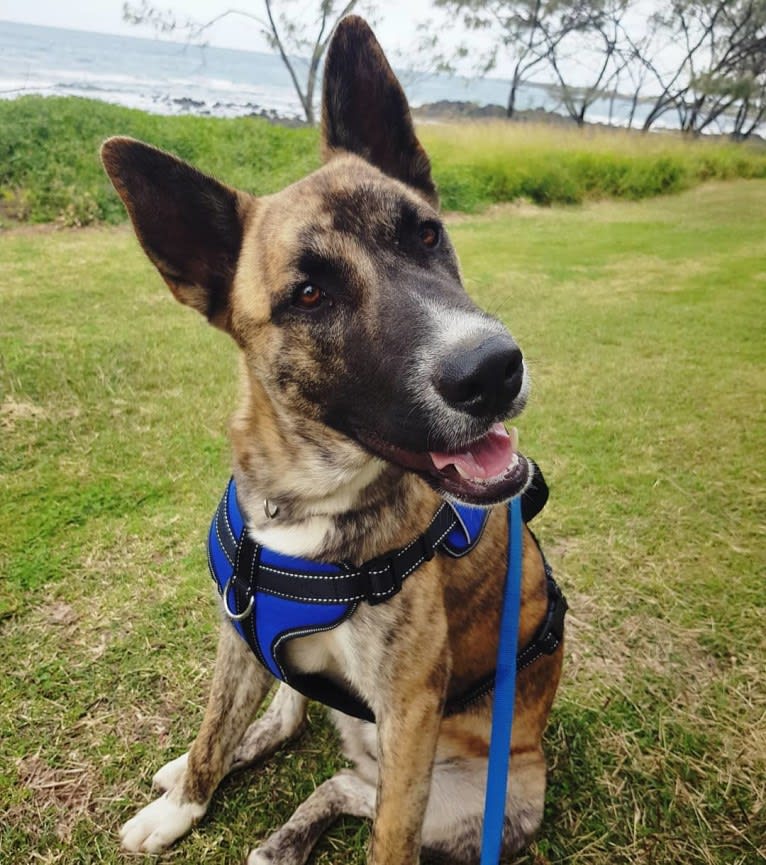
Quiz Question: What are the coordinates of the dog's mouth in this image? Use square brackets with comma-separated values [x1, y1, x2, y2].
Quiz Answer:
[358, 423, 530, 506]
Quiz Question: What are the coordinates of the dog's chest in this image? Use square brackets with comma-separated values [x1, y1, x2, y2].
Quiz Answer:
[283, 624, 346, 677]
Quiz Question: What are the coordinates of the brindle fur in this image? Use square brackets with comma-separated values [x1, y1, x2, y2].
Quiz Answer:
[103, 16, 564, 865]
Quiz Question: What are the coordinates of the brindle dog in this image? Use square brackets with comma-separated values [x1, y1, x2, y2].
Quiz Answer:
[102, 16, 564, 865]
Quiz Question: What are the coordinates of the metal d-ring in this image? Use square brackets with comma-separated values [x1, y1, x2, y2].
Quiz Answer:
[222, 575, 254, 621]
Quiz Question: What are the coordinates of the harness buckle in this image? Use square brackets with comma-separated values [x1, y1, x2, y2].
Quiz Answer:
[539, 581, 568, 655]
[538, 628, 560, 655]
[362, 555, 402, 606]
[420, 532, 435, 562]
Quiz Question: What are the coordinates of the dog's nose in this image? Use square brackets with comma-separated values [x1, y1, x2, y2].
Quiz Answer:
[434, 335, 524, 417]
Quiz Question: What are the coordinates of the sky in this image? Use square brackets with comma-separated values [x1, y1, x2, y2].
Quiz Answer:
[0, 0, 443, 63]
[0, 0, 673, 85]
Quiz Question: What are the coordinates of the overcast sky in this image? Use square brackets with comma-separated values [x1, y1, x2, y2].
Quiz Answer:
[1, 0, 673, 85]
[1, 1, 442, 63]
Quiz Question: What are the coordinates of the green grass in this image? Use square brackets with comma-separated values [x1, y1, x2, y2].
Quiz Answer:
[1, 96, 765, 224]
[0, 97, 319, 225]
[1, 180, 765, 864]
[421, 122, 766, 211]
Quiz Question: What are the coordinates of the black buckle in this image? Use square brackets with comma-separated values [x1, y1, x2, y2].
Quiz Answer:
[538, 627, 561, 655]
[539, 582, 568, 655]
[420, 532, 435, 562]
[361, 555, 401, 606]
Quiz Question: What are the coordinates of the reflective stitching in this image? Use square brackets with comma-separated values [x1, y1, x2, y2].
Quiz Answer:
[395, 505, 451, 555]
[214, 509, 234, 567]
[452, 680, 495, 712]
[518, 649, 543, 668]
[256, 520, 456, 585]
[222, 483, 237, 544]
[258, 565, 349, 580]
[256, 586, 366, 603]
[252, 524, 457, 603]
[230, 523, 246, 599]
[258, 526, 460, 592]
[271, 603, 358, 680]
[206, 545, 224, 595]
[518, 636, 560, 670]
[248, 543, 259, 659]
[207, 477, 563, 721]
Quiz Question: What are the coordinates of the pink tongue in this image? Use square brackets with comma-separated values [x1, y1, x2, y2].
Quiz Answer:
[429, 423, 513, 480]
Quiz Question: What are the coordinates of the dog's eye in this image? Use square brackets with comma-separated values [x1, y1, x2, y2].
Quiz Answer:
[418, 221, 441, 250]
[293, 283, 325, 310]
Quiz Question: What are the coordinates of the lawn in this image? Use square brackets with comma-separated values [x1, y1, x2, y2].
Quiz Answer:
[1, 179, 764, 864]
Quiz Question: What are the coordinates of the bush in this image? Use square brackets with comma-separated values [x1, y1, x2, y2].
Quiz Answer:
[420, 122, 765, 208]
[1, 96, 764, 224]
[0, 97, 319, 224]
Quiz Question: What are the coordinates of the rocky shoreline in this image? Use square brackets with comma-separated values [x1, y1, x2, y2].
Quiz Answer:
[412, 100, 578, 125]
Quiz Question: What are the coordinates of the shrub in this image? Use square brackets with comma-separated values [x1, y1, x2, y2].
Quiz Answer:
[1, 96, 764, 223]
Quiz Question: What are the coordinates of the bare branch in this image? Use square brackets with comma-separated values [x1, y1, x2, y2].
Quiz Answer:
[122, 0, 369, 124]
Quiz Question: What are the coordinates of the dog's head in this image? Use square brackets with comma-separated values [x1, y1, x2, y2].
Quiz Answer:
[102, 16, 530, 506]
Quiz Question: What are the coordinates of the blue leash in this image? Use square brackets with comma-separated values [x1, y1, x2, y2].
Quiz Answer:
[480, 495, 523, 865]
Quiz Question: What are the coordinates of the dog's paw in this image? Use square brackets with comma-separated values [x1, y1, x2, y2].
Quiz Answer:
[120, 792, 206, 853]
[246, 849, 275, 865]
[152, 752, 189, 793]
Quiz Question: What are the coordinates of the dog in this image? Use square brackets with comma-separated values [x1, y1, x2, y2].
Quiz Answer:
[101, 15, 565, 865]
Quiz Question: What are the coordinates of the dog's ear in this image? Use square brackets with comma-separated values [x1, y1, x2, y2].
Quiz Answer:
[321, 15, 438, 207]
[101, 137, 250, 329]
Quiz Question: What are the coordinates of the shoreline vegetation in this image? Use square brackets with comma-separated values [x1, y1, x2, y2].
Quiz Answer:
[1, 95, 765, 227]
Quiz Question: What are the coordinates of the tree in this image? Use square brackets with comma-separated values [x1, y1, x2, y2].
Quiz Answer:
[429, 0, 603, 119]
[729, 65, 766, 139]
[122, 0, 370, 124]
[637, 0, 766, 136]
[683, 0, 766, 136]
[536, 0, 634, 126]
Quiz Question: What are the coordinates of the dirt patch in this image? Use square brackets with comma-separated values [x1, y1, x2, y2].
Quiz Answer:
[562, 586, 721, 691]
[43, 602, 79, 627]
[0, 221, 131, 238]
[1, 398, 45, 430]
[14, 754, 97, 842]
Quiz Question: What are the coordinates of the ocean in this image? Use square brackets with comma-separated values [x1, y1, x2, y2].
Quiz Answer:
[1, 18, 638, 126]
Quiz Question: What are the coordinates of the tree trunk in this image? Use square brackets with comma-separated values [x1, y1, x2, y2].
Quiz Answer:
[507, 70, 521, 119]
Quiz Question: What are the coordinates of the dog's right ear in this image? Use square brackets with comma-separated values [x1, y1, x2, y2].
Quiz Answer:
[101, 137, 250, 329]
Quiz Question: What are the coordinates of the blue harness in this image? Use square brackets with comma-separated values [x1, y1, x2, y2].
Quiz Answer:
[207, 469, 565, 722]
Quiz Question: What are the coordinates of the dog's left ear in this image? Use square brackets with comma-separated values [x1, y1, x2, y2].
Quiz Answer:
[321, 15, 438, 208]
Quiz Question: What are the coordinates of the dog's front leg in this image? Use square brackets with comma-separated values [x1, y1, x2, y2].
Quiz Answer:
[369, 607, 450, 865]
[120, 621, 273, 853]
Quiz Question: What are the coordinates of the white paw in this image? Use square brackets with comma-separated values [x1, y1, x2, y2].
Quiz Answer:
[246, 850, 273, 865]
[120, 792, 206, 853]
[152, 752, 189, 793]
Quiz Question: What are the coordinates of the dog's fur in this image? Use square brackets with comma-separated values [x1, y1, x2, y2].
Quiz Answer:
[102, 16, 564, 865]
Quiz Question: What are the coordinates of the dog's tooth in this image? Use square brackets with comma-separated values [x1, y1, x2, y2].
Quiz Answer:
[509, 426, 519, 453]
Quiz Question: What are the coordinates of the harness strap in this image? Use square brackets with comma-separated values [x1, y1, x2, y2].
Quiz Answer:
[206, 465, 566, 724]
[214, 480, 487, 607]
[442, 568, 566, 716]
